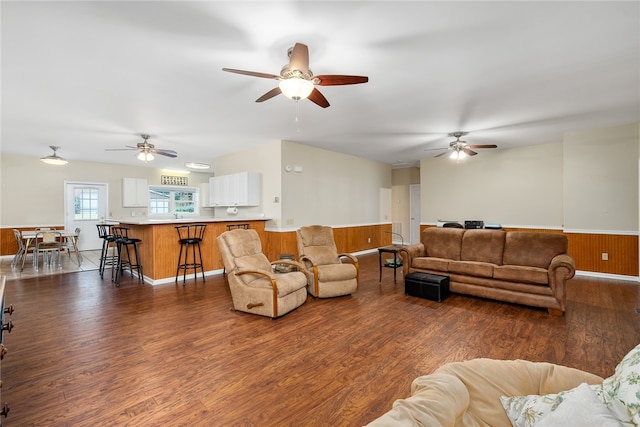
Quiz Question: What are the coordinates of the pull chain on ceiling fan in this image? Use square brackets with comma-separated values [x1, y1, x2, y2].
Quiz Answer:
[222, 42, 369, 108]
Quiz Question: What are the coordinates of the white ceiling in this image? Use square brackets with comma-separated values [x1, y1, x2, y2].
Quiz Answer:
[2, 1, 638, 170]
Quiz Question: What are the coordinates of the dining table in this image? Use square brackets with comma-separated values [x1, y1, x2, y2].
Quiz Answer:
[19, 229, 82, 269]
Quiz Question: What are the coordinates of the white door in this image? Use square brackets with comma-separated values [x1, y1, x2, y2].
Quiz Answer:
[409, 184, 421, 244]
[64, 182, 109, 250]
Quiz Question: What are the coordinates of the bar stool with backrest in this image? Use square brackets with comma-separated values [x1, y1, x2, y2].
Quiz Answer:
[96, 224, 117, 279]
[110, 226, 143, 286]
[175, 223, 207, 284]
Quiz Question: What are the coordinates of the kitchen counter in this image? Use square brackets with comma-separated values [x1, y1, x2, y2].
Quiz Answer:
[111, 218, 269, 284]
[115, 216, 269, 225]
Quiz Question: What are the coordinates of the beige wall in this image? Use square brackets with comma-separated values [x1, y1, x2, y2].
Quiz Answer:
[0, 154, 213, 226]
[280, 141, 392, 230]
[210, 140, 393, 231]
[564, 122, 639, 232]
[420, 142, 564, 227]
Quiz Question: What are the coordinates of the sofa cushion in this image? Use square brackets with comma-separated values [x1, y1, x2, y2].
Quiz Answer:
[423, 227, 464, 260]
[493, 264, 549, 285]
[460, 229, 506, 265]
[448, 261, 494, 278]
[503, 232, 568, 269]
[412, 257, 449, 272]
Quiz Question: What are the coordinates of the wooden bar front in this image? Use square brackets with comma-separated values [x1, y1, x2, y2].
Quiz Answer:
[123, 220, 267, 284]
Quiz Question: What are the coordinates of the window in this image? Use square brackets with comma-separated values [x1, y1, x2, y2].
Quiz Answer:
[74, 187, 99, 220]
[148, 186, 199, 216]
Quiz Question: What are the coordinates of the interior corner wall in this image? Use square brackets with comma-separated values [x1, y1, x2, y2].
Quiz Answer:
[392, 167, 420, 242]
[280, 141, 392, 230]
[420, 142, 564, 227]
[211, 141, 282, 226]
[563, 122, 639, 232]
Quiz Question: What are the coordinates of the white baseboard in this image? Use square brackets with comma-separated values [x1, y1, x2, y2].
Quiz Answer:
[575, 270, 639, 283]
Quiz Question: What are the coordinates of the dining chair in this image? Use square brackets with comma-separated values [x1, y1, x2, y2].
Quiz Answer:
[34, 230, 63, 270]
[11, 229, 35, 271]
[61, 227, 82, 264]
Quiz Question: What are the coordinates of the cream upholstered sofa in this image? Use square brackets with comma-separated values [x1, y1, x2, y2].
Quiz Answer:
[367, 343, 640, 427]
[400, 228, 576, 315]
[366, 358, 603, 427]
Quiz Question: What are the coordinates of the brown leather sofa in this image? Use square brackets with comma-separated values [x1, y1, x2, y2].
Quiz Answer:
[400, 228, 576, 315]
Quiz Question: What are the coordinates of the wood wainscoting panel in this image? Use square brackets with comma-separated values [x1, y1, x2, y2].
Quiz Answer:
[264, 224, 392, 262]
[1, 225, 65, 256]
[566, 232, 638, 277]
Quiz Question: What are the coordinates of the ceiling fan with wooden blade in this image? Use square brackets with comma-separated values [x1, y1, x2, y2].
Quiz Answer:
[425, 132, 497, 159]
[105, 134, 177, 162]
[222, 42, 368, 108]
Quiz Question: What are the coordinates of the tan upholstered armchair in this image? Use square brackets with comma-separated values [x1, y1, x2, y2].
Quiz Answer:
[296, 225, 359, 298]
[217, 229, 308, 318]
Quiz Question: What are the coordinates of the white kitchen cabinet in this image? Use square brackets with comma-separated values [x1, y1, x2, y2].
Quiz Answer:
[199, 182, 211, 207]
[122, 177, 149, 207]
[209, 172, 260, 206]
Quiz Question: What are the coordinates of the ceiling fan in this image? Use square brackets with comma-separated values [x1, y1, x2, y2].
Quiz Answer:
[222, 42, 369, 108]
[425, 132, 498, 159]
[106, 134, 178, 162]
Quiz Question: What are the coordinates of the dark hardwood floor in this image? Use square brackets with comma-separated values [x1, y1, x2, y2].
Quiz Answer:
[2, 253, 639, 426]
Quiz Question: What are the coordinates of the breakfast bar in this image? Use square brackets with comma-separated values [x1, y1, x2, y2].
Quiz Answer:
[114, 217, 269, 285]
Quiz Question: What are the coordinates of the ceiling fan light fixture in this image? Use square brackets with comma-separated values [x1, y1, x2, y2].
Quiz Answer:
[450, 149, 467, 161]
[137, 151, 154, 162]
[40, 145, 68, 165]
[279, 78, 314, 100]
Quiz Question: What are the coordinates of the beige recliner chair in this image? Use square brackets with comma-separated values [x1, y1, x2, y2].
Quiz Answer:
[217, 229, 308, 318]
[296, 225, 359, 298]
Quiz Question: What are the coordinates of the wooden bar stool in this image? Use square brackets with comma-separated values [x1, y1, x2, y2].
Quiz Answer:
[175, 224, 207, 284]
[111, 226, 143, 286]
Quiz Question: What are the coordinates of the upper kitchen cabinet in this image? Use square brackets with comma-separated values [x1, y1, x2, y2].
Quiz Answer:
[209, 172, 260, 207]
[122, 177, 149, 207]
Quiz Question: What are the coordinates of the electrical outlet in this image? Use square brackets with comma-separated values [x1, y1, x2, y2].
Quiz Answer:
[367, 237, 371, 243]
[602, 253, 609, 261]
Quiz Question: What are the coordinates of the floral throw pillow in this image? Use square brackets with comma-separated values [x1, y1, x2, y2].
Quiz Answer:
[501, 343, 640, 427]
[500, 383, 604, 427]
[535, 383, 624, 427]
[599, 343, 640, 425]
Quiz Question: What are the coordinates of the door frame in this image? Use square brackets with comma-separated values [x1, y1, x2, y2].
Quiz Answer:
[64, 181, 109, 251]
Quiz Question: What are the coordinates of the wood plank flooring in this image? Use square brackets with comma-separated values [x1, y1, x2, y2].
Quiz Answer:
[2, 253, 639, 426]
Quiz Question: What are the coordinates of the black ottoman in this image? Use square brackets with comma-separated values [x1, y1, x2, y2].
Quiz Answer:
[405, 272, 450, 302]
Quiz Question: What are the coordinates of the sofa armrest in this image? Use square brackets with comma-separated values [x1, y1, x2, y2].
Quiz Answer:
[399, 243, 425, 275]
[548, 253, 576, 279]
[547, 253, 575, 313]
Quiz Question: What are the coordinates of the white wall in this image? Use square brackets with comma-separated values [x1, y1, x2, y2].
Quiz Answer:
[0, 154, 213, 226]
[420, 142, 564, 227]
[564, 122, 639, 232]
